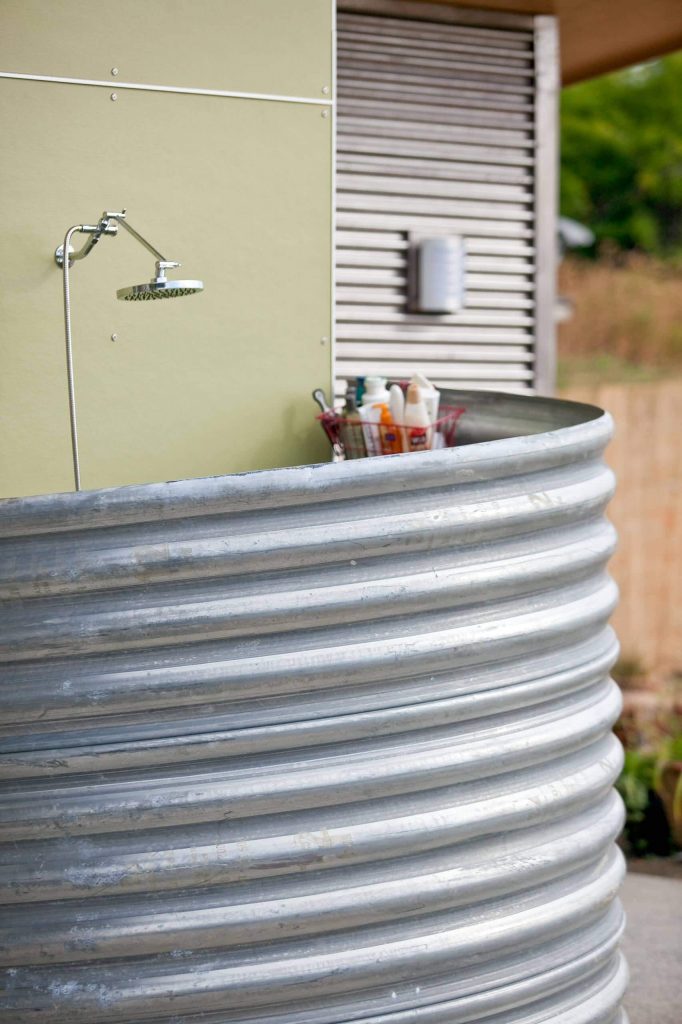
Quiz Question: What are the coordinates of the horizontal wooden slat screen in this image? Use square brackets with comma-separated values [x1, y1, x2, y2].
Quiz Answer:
[335, 6, 541, 399]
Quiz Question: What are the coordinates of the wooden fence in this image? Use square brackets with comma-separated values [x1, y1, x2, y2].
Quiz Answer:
[563, 380, 682, 687]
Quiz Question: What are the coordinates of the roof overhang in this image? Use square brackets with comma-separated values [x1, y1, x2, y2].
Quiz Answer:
[404, 0, 682, 83]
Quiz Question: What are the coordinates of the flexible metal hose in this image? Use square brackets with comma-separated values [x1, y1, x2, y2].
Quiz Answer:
[62, 225, 83, 491]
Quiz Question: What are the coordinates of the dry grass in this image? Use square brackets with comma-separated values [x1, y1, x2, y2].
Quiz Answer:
[558, 254, 682, 387]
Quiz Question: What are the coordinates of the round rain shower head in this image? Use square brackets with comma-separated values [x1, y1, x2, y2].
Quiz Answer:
[117, 279, 204, 301]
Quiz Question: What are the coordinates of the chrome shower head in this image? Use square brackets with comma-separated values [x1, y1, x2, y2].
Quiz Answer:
[117, 260, 204, 301]
[117, 280, 204, 301]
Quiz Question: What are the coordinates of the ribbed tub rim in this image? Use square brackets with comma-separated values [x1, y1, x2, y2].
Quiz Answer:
[0, 389, 611, 533]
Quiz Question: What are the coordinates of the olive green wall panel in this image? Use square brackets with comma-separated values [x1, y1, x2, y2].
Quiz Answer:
[0, 77, 332, 497]
[0, 0, 333, 99]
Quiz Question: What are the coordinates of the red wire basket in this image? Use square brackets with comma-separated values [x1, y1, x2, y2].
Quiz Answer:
[316, 405, 466, 460]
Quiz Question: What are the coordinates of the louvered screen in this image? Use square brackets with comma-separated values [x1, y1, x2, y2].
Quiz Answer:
[335, 8, 539, 398]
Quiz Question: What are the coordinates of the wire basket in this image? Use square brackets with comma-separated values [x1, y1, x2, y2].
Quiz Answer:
[316, 404, 466, 460]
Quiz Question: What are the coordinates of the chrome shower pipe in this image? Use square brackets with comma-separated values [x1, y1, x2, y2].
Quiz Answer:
[54, 210, 173, 268]
[111, 212, 167, 262]
[59, 221, 116, 491]
[100, 211, 182, 280]
[57, 213, 124, 491]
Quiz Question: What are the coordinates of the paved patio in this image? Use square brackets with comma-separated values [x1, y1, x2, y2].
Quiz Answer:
[621, 871, 682, 1024]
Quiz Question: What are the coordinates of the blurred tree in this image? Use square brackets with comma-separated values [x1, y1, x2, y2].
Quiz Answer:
[561, 52, 682, 256]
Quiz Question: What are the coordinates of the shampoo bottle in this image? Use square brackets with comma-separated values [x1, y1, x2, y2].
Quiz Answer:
[389, 383, 405, 425]
[361, 377, 390, 406]
[404, 383, 432, 452]
[389, 384, 406, 452]
[411, 373, 440, 423]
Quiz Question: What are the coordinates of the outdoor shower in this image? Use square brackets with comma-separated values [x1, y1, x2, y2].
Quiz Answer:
[54, 210, 204, 491]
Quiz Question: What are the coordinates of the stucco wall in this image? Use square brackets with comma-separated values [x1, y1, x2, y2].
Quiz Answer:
[0, 0, 333, 497]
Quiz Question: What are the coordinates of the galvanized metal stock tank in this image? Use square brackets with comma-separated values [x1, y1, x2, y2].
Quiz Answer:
[0, 390, 626, 1023]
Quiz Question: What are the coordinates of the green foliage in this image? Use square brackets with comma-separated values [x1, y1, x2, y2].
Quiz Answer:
[557, 354, 662, 389]
[617, 748, 672, 856]
[617, 729, 682, 857]
[618, 749, 655, 820]
[561, 54, 682, 256]
[660, 734, 682, 762]
[612, 654, 647, 685]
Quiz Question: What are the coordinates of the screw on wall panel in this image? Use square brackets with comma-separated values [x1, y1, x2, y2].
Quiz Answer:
[321, 85, 330, 95]
[321, 108, 329, 118]
[110, 92, 118, 101]
[111, 333, 118, 342]
[320, 336, 329, 345]
[111, 67, 119, 77]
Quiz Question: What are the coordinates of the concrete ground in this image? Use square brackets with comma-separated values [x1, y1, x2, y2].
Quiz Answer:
[621, 871, 682, 1024]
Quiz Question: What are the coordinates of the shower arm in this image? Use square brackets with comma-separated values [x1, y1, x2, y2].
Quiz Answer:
[55, 210, 180, 275]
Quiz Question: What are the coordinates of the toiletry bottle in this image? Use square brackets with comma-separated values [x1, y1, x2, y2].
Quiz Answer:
[339, 388, 367, 459]
[379, 403, 402, 455]
[359, 402, 383, 457]
[389, 384, 405, 424]
[389, 384, 406, 452]
[361, 377, 390, 406]
[404, 383, 432, 452]
[355, 376, 366, 406]
[411, 372, 440, 424]
[359, 377, 391, 457]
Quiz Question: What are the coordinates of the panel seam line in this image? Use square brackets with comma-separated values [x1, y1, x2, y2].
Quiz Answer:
[0, 71, 334, 106]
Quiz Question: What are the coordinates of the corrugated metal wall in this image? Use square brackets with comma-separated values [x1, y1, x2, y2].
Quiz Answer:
[335, 4, 555, 397]
[0, 391, 625, 1023]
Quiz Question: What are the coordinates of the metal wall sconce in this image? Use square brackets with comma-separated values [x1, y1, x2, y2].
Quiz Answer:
[408, 233, 466, 314]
